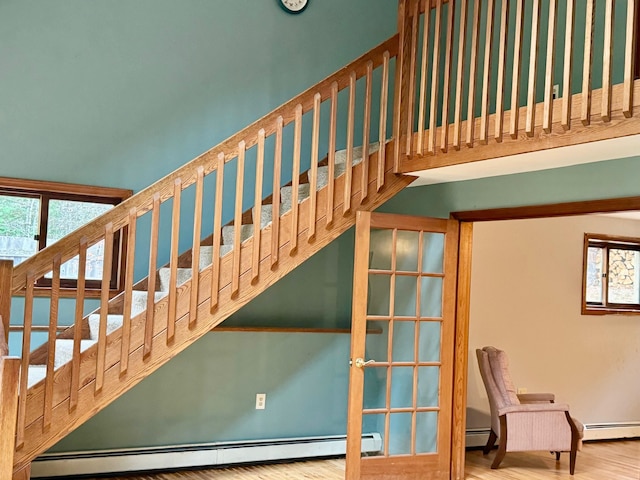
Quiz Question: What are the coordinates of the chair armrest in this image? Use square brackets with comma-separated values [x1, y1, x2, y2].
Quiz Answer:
[498, 402, 570, 416]
[517, 392, 555, 403]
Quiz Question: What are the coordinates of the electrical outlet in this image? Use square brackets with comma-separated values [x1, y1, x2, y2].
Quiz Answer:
[517, 387, 528, 394]
[256, 393, 266, 410]
[553, 84, 559, 99]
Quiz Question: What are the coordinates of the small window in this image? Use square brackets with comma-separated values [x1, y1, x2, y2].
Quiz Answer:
[0, 177, 131, 295]
[583, 234, 640, 315]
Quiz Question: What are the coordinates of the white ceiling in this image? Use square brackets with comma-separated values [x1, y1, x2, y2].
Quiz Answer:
[409, 134, 640, 187]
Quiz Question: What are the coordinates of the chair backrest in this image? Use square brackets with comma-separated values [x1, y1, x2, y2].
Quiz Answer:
[476, 346, 520, 436]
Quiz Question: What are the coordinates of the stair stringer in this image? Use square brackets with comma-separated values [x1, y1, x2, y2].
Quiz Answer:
[13, 143, 416, 473]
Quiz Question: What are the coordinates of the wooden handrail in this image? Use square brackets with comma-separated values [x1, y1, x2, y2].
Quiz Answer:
[11, 35, 399, 293]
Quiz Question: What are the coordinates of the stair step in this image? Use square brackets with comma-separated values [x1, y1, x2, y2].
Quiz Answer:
[281, 183, 310, 214]
[253, 204, 273, 228]
[87, 314, 125, 340]
[131, 290, 168, 318]
[199, 245, 233, 269]
[27, 365, 47, 388]
[54, 339, 96, 368]
[158, 267, 193, 292]
[334, 141, 380, 165]
[222, 224, 254, 246]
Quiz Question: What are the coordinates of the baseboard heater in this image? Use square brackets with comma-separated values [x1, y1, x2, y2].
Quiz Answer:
[465, 422, 640, 448]
[31, 433, 382, 478]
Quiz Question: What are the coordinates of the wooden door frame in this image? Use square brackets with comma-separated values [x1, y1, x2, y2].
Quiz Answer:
[448, 195, 640, 480]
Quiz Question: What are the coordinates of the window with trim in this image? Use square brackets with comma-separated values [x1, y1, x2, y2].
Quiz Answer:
[0, 177, 131, 294]
[583, 234, 640, 314]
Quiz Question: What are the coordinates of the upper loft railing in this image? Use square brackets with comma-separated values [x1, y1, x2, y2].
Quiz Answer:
[394, 0, 640, 172]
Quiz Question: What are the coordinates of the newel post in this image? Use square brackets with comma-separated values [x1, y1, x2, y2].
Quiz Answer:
[0, 260, 13, 354]
[0, 357, 20, 479]
[392, 0, 419, 172]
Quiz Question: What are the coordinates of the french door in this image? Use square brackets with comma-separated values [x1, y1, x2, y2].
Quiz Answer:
[346, 211, 459, 480]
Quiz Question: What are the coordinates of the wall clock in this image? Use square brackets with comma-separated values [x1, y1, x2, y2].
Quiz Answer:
[279, 0, 308, 14]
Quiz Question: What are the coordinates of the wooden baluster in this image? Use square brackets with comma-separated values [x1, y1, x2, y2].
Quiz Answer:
[428, 0, 442, 154]
[271, 120, 283, 266]
[509, 0, 525, 138]
[0, 260, 11, 347]
[440, 0, 455, 153]
[121, 209, 136, 373]
[561, 0, 575, 131]
[344, 74, 356, 214]
[211, 153, 225, 310]
[494, 0, 509, 142]
[167, 179, 182, 341]
[416, 1, 432, 156]
[308, 95, 321, 239]
[542, 0, 558, 134]
[361, 62, 373, 202]
[144, 193, 161, 357]
[43, 254, 61, 428]
[480, 0, 495, 144]
[393, 0, 411, 168]
[70, 238, 87, 411]
[190, 167, 204, 326]
[16, 273, 34, 448]
[602, 0, 615, 122]
[453, 0, 468, 150]
[291, 105, 303, 252]
[581, 0, 595, 126]
[253, 130, 265, 281]
[96, 223, 114, 392]
[232, 143, 246, 297]
[377, 52, 390, 191]
[466, 0, 481, 147]
[405, 0, 420, 157]
[327, 83, 338, 226]
[0, 356, 20, 480]
[525, 0, 541, 137]
[623, 0, 636, 118]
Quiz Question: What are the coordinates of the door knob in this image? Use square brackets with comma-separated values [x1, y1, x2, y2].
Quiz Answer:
[352, 358, 375, 368]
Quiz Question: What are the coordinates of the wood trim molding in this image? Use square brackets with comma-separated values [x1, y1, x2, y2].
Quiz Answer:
[0, 176, 132, 201]
[451, 195, 640, 222]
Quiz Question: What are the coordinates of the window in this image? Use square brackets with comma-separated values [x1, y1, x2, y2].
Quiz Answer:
[0, 177, 131, 294]
[583, 234, 640, 315]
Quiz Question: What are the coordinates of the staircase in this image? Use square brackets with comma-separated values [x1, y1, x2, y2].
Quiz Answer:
[0, 34, 415, 477]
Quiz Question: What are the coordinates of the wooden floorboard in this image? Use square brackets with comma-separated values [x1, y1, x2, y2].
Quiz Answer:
[78, 440, 639, 479]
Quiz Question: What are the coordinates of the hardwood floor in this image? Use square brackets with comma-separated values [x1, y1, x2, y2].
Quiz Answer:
[81, 440, 638, 479]
[465, 440, 640, 479]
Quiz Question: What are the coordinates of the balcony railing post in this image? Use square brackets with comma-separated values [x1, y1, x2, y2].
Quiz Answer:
[393, 0, 419, 172]
[0, 260, 13, 353]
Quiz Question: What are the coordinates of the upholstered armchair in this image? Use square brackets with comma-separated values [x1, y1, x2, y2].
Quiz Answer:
[476, 346, 584, 475]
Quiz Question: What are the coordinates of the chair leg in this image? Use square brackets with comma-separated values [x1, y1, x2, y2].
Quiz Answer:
[555, 451, 561, 461]
[570, 449, 577, 475]
[491, 416, 508, 469]
[483, 429, 498, 455]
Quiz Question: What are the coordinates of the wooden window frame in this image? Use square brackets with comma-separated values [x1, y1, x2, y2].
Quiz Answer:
[0, 177, 132, 297]
[582, 233, 640, 315]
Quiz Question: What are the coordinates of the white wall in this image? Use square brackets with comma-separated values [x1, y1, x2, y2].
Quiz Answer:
[467, 215, 640, 433]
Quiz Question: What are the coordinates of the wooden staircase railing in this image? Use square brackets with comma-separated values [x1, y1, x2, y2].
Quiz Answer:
[1, 33, 419, 476]
[395, 0, 640, 172]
